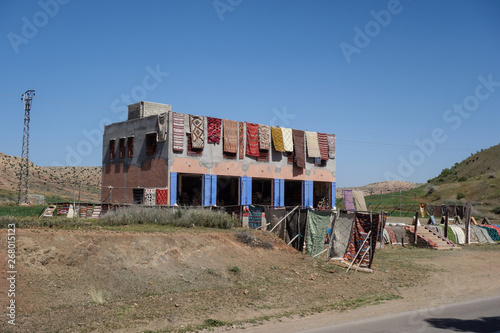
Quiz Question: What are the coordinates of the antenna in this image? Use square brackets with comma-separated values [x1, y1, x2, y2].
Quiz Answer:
[18, 90, 35, 204]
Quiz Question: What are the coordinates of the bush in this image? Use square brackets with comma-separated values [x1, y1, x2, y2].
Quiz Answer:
[97, 206, 237, 229]
[492, 207, 500, 215]
[456, 193, 465, 200]
[457, 176, 467, 182]
[488, 174, 496, 179]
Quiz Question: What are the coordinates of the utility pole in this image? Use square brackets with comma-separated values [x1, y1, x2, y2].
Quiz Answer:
[18, 90, 35, 204]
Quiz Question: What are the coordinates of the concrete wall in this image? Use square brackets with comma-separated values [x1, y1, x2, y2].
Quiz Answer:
[128, 101, 172, 120]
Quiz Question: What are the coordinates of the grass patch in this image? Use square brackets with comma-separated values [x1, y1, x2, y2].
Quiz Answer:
[0, 205, 45, 217]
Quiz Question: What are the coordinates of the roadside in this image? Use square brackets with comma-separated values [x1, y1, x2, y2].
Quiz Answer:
[0, 228, 499, 333]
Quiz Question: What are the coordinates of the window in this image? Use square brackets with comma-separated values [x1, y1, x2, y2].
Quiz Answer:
[109, 139, 116, 160]
[127, 137, 134, 157]
[146, 133, 157, 155]
[118, 138, 126, 158]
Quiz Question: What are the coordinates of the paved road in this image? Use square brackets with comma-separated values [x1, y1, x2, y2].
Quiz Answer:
[298, 296, 500, 333]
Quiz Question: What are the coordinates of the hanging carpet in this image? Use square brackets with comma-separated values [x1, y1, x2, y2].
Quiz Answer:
[327, 134, 336, 159]
[264, 207, 286, 239]
[305, 131, 321, 158]
[285, 208, 308, 251]
[239, 122, 245, 159]
[259, 124, 270, 150]
[342, 213, 381, 268]
[133, 188, 144, 205]
[282, 128, 294, 152]
[157, 113, 168, 142]
[172, 112, 185, 152]
[292, 129, 305, 168]
[271, 127, 285, 152]
[352, 190, 367, 212]
[329, 212, 355, 259]
[144, 188, 156, 206]
[246, 122, 260, 157]
[305, 210, 332, 256]
[189, 115, 205, 149]
[317, 133, 329, 161]
[223, 119, 239, 154]
[156, 188, 168, 205]
[343, 189, 355, 211]
[248, 206, 263, 229]
[207, 117, 221, 144]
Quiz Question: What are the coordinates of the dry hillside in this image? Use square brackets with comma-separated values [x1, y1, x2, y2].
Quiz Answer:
[0, 152, 101, 202]
[338, 181, 420, 197]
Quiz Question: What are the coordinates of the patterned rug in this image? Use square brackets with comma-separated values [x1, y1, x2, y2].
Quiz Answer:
[271, 127, 285, 152]
[157, 113, 168, 142]
[239, 122, 245, 159]
[144, 188, 156, 206]
[305, 131, 321, 158]
[327, 134, 335, 159]
[246, 122, 260, 157]
[189, 115, 204, 149]
[207, 117, 221, 144]
[133, 188, 144, 205]
[156, 188, 168, 205]
[259, 124, 270, 150]
[317, 133, 329, 161]
[172, 112, 184, 152]
[282, 127, 294, 152]
[223, 119, 238, 153]
[292, 129, 305, 168]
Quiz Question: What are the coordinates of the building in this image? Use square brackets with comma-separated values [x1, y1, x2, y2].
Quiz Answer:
[101, 101, 336, 209]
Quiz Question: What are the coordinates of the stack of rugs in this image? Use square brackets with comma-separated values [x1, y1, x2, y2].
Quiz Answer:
[91, 205, 102, 218]
[384, 224, 408, 245]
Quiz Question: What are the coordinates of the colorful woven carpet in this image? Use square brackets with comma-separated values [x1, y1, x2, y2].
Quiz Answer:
[281, 128, 294, 152]
[239, 122, 245, 159]
[144, 188, 156, 206]
[223, 119, 238, 154]
[305, 131, 321, 158]
[258, 124, 270, 150]
[189, 115, 205, 149]
[206, 117, 221, 144]
[172, 112, 184, 152]
[292, 129, 305, 168]
[327, 134, 335, 159]
[271, 127, 285, 152]
[245, 122, 260, 157]
[156, 188, 167, 205]
[317, 133, 329, 161]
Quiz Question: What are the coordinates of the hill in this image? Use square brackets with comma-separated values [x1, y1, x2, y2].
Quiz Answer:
[425, 144, 500, 213]
[429, 143, 500, 183]
[338, 181, 421, 197]
[0, 152, 101, 203]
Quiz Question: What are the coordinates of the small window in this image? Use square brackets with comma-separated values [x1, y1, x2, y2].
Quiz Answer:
[118, 138, 126, 158]
[146, 133, 157, 155]
[127, 137, 134, 158]
[109, 139, 116, 160]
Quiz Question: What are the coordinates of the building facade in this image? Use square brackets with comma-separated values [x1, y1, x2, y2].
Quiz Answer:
[101, 101, 336, 209]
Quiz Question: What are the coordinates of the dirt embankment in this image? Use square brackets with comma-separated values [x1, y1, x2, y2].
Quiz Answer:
[0, 228, 499, 333]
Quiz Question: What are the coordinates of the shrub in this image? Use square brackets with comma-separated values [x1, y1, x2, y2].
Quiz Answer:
[426, 184, 436, 195]
[457, 176, 467, 182]
[456, 193, 465, 200]
[488, 174, 496, 179]
[492, 207, 500, 215]
[229, 266, 241, 273]
[97, 206, 237, 229]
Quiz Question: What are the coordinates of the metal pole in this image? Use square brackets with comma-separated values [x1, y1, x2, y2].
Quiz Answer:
[72, 183, 76, 219]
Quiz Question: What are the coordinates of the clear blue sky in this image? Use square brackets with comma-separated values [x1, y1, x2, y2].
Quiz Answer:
[1, 0, 499, 187]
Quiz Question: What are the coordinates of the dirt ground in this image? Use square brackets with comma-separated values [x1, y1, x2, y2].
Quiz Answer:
[0, 227, 499, 333]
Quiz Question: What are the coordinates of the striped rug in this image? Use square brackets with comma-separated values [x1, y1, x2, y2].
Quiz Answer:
[317, 133, 329, 161]
[172, 112, 184, 152]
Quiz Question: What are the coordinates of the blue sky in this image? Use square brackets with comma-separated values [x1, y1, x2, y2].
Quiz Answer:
[1, 0, 499, 187]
